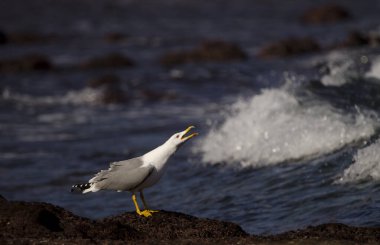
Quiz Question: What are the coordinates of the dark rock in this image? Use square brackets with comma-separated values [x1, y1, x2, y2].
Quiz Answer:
[1, 198, 379, 244]
[0, 30, 8, 44]
[331, 31, 380, 49]
[335, 31, 369, 48]
[104, 32, 129, 43]
[86, 74, 121, 88]
[85, 74, 127, 104]
[258, 37, 320, 58]
[102, 210, 248, 240]
[0, 195, 6, 202]
[0, 54, 53, 72]
[138, 89, 177, 102]
[160, 40, 247, 66]
[101, 86, 127, 104]
[0, 199, 246, 243]
[269, 223, 380, 243]
[0, 199, 140, 241]
[198, 40, 247, 61]
[300, 4, 352, 24]
[81, 53, 135, 69]
[7, 31, 57, 44]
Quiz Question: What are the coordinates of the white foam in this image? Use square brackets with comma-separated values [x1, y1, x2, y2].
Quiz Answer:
[365, 57, 380, 80]
[1, 87, 105, 106]
[337, 140, 380, 183]
[196, 89, 377, 168]
[321, 58, 356, 87]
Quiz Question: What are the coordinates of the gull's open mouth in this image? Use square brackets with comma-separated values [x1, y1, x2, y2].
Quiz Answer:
[181, 126, 198, 140]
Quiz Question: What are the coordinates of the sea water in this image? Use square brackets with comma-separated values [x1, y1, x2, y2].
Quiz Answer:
[1, 0, 380, 235]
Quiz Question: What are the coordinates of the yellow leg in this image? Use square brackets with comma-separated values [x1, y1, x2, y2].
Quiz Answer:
[132, 193, 155, 217]
[140, 191, 158, 214]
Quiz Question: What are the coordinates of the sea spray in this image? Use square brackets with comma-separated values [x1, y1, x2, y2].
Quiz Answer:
[365, 56, 380, 80]
[196, 89, 377, 167]
[337, 139, 380, 183]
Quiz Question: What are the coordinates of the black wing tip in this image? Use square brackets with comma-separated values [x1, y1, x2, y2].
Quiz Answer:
[71, 183, 92, 193]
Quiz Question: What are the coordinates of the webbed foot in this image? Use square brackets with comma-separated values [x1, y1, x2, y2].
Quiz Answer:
[137, 210, 157, 217]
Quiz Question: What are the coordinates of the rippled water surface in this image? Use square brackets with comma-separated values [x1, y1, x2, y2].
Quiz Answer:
[1, 0, 380, 235]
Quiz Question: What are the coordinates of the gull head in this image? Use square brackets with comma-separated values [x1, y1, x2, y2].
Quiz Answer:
[168, 126, 198, 147]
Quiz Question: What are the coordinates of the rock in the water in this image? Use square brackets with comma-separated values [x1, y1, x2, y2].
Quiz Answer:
[331, 31, 380, 49]
[81, 53, 135, 69]
[101, 86, 128, 104]
[7, 31, 57, 44]
[258, 37, 320, 58]
[86, 74, 121, 88]
[160, 40, 247, 66]
[138, 89, 177, 102]
[300, 4, 352, 24]
[104, 32, 129, 43]
[0, 30, 8, 44]
[85, 74, 127, 104]
[0, 54, 53, 72]
[269, 223, 380, 243]
[0, 194, 6, 202]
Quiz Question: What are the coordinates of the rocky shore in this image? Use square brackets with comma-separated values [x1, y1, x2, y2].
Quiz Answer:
[0, 195, 379, 244]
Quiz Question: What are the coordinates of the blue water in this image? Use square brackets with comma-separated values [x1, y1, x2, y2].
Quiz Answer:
[1, 0, 380, 235]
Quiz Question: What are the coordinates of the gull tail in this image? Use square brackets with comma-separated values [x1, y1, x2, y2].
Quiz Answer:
[71, 183, 93, 193]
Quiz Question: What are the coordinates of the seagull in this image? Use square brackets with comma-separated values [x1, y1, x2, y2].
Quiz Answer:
[71, 126, 198, 217]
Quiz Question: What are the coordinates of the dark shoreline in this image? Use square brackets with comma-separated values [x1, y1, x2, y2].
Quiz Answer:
[1, 195, 379, 244]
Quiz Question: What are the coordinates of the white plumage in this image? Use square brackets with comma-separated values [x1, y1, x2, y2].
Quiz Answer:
[72, 126, 198, 217]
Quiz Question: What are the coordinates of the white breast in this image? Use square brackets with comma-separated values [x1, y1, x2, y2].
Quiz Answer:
[136, 141, 177, 190]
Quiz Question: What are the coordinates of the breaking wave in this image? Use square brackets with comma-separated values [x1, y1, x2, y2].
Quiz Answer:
[321, 59, 355, 87]
[366, 57, 380, 80]
[196, 89, 377, 168]
[337, 139, 380, 183]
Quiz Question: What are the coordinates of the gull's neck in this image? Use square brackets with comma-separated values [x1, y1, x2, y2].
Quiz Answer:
[142, 140, 177, 169]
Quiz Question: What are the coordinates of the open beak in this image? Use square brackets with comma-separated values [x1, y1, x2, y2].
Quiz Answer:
[180, 126, 198, 141]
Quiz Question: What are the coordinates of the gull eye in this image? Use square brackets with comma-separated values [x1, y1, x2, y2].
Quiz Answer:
[176, 135, 179, 138]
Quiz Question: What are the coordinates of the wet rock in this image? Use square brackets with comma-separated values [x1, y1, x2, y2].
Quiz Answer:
[138, 89, 177, 102]
[331, 31, 380, 49]
[0, 30, 8, 44]
[258, 37, 320, 58]
[85, 74, 127, 104]
[7, 31, 57, 44]
[269, 223, 380, 243]
[86, 74, 121, 88]
[0, 194, 6, 202]
[81, 53, 135, 69]
[0, 197, 247, 243]
[0, 54, 53, 72]
[1, 197, 379, 244]
[101, 86, 128, 104]
[102, 211, 247, 240]
[104, 32, 129, 43]
[0, 197, 139, 241]
[300, 4, 352, 24]
[160, 40, 247, 66]
[336, 31, 369, 48]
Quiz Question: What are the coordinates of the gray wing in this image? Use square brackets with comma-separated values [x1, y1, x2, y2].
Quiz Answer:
[89, 157, 144, 183]
[88, 157, 153, 191]
[94, 165, 154, 191]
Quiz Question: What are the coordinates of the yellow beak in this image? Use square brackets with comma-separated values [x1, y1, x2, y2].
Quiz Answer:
[181, 126, 198, 141]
